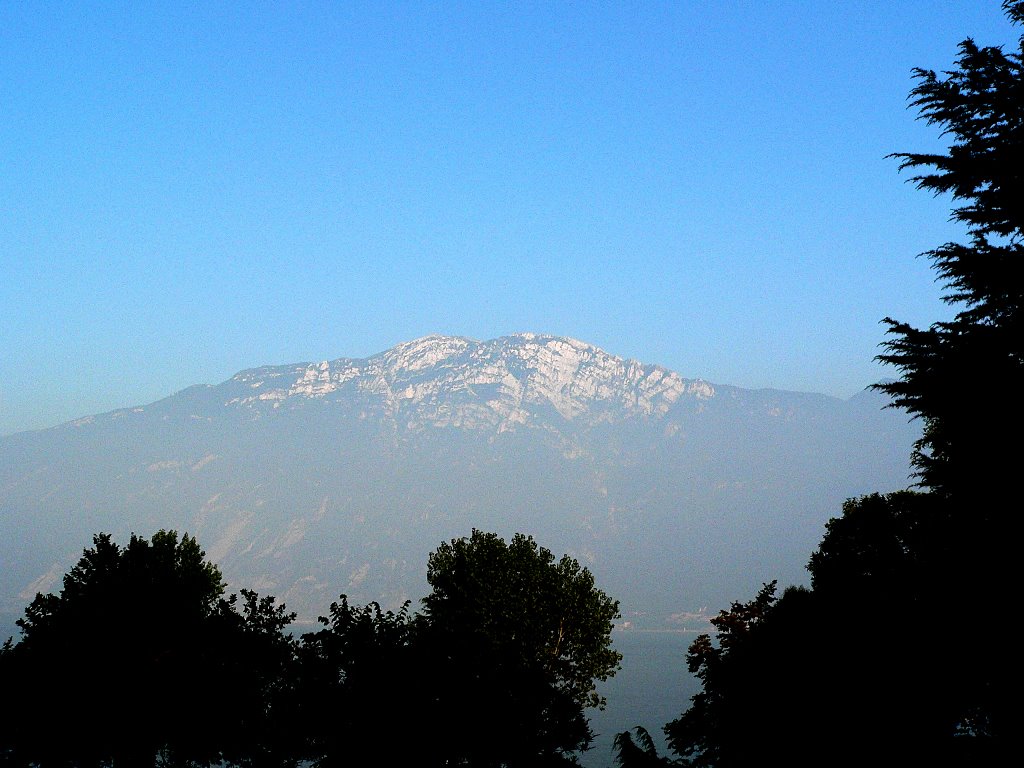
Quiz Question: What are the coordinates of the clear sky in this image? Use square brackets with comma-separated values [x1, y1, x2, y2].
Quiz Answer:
[1, 2, 1019, 436]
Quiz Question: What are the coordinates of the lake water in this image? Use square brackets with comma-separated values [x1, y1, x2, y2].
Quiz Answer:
[581, 630, 700, 767]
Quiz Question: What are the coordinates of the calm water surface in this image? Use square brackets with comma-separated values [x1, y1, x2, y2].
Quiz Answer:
[581, 630, 700, 767]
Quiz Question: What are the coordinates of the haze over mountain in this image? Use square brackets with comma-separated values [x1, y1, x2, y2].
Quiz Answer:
[0, 333, 918, 633]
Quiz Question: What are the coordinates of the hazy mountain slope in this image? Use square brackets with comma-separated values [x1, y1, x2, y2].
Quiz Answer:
[0, 334, 918, 632]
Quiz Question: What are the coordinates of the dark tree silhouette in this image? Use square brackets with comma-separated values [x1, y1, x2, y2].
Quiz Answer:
[877, 0, 1023, 500]
[612, 726, 673, 767]
[660, 4, 1022, 763]
[295, 529, 621, 768]
[419, 530, 621, 767]
[0, 532, 299, 768]
[664, 494, 987, 767]
[212, 589, 302, 768]
[422, 530, 622, 711]
[872, 0, 1022, 749]
[296, 597, 423, 767]
[663, 582, 781, 768]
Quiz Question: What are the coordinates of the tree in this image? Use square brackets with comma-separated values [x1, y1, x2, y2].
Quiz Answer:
[873, 0, 1022, 748]
[660, 4, 1022, 764]
[664, 494, 984, 767]
[877, 0, 1023, 500]
[212, 589, 303, 768]
[418, 530, 622, 767]
[296, 530, 621, 767]
[663, 582, 781, 768]
[0, 531, 299, 768]
[612, 727, 673, 768]
[422, 530, 622, 709]
[295, 597, 423, 767]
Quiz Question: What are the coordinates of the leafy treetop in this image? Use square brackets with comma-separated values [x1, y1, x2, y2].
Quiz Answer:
[878, 0, 1023, 496]
[422, 529, 622, 712]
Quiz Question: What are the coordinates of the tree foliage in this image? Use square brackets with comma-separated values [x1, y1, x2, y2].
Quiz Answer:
[422, 529, 622, 711]
[877, 0, 1024, 498]
[212, 589, 302, 768]
[1, 528, 620, 768]
[417, 530, 622, 767]
[0, 531, 298, 768]
[873, 0, 1021, 750]
[661, 3, 1022, 763]
[612, 727, 673, 768]
[664, 494, 989, 767]
[663, 582, 781, 768]
[275, 529, 622, 768]
[295, 597, 422, 767]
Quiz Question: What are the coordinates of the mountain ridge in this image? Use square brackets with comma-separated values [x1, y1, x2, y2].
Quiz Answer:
[0, 333, 917, 634]
[33, 333, 863, 439]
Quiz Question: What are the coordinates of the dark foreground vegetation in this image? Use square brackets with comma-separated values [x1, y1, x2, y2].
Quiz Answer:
[0, 529, 620, 767]
[3, 3, 1020, 767]
[616, 2, 1022, 766]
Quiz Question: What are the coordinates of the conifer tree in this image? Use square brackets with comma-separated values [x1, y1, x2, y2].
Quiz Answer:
[659, 3, 1022, 764]
[877, 0, 1023, 501]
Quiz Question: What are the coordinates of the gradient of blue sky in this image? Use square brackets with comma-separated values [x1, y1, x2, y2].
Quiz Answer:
[1, 2, 1018, 435]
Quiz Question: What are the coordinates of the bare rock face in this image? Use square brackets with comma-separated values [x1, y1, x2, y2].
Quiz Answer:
[225, 333, 711, 427]
[0, 334, 917, 632]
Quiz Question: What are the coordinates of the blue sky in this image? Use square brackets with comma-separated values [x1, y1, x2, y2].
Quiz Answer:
[1, 2, 1018, 436]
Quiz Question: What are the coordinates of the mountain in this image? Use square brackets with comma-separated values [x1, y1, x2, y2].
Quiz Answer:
[0, 333, 918, 633]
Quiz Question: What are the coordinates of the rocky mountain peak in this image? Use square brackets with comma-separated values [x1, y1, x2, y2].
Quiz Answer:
[0, 332, 920, 642]
[377, 334, 474, 374]
[225, 334, 714, 428]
